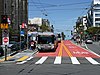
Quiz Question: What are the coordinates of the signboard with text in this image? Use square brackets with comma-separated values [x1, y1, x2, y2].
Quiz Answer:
[0, 23, 8, 29]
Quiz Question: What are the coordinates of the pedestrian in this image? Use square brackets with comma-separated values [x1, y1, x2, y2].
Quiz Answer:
[30, 40, 36, 50]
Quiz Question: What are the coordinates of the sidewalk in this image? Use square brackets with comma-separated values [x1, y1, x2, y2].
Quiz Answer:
[0, 49, 38, 63]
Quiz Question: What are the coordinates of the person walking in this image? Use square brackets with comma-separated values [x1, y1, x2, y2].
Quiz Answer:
[30, 40, 36, 50]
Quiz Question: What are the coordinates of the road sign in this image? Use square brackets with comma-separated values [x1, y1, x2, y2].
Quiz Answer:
[3, 37, 9, 45]
[0, 23, 8, 29]
[20, 31, 24, 36]
[4, 37, 8, 43]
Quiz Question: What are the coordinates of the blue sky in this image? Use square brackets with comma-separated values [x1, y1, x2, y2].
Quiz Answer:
[28, 0, 92, 39]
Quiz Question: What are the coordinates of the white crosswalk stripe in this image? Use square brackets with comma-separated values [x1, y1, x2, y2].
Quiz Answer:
[54, 56, 61, 64]
[35, 56, 48, 64]
[16, 56, 100, 65]
[85, 57, 100, 65]
[16, 56, 33, 64]
[71, 57, 80, 64]
[27, 56, 33, 61]
[16, 61, 27, 64]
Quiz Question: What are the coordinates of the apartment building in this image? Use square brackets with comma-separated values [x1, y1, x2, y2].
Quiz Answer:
[87, 0, 100, 27]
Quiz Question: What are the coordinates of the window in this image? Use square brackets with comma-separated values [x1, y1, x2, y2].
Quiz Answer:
[95, 23, 100, 27]
[95, 18, 100, 21]
[95, 9, 100, 12]
[95, 14, 100, 17]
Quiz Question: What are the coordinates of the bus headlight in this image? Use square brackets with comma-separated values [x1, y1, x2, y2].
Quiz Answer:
[51, 45, 54, 49]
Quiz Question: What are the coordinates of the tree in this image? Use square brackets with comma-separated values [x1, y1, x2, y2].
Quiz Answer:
[40, 24, 50, 32]
[86, 27, 100, 35]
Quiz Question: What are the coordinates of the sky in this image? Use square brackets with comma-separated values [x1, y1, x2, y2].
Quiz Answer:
[28, 0, 93, 39]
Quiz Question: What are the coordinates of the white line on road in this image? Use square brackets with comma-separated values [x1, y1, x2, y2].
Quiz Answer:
[71, 57, 80, 64]
[16, 57, 33, 64]
[16, 61, 27, 64]
[35, 56, 48, 64]
[54, 56, 61, 64]
[27, 56, 33, 61]
[85, 57, 100, 65]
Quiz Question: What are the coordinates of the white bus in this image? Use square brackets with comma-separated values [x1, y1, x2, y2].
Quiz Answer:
[37, 32, 58, 52]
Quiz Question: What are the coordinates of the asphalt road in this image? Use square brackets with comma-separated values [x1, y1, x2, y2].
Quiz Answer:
[86, 42, 100, 55]
[0, 58, 100, 75]
[0, 40, 100, 75]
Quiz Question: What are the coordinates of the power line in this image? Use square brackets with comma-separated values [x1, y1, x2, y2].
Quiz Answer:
[29, 1, 56, 6]
[29, 8, 89, 11]
[37, 0, 48, 16]
[28, 1, 90, 8]
[36, 0, 55, 24]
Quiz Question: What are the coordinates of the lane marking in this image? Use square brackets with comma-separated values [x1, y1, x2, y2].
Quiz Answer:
[16, 61, 27, 64]
[16, 56, 29, 62]
[16, 56, 33, 64]
[35, 56, 48, 64]
[71, 57, 80, 64]
[85, 57, 100, 65]
[85, 44, 100, 57]
[54, 56, 61, 64]
[58, 43, 62, 56]
[27, 56, 33, 61]
[62, 42, 73, 57]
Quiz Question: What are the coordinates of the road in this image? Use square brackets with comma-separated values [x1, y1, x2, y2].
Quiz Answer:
[86, 42, 100, 55]
[0, 40, 100, 75]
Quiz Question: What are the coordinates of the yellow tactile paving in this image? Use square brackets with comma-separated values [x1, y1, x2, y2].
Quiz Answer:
[16, 56, 29, 62]
[0, 56, 14, 62]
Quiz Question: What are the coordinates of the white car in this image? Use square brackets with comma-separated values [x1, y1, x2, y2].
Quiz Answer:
[85, 39, 93, 44]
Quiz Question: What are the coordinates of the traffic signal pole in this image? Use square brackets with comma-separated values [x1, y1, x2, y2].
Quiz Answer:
[4, 0, 6, 61]
[5, 45, 7, 61]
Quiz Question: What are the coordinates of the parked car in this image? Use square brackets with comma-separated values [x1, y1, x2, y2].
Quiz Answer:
[8, 41, 17, 48]
[10, 43, 20, 52]
[0, 46, 4, 57]
[10, 41, 26, 51]
[85, 39, 93, 44]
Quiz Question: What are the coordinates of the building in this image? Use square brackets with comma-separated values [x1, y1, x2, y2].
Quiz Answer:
[28, 17, 52, 32]
[0, 0, 28, 44]
[29, 18, 43, 26]
[11, 0, 28, 30]
[87, 0, 100, 27]
[0, 0, 28, 30]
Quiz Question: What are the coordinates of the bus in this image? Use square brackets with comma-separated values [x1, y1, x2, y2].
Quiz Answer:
[37, 32, 58, 52]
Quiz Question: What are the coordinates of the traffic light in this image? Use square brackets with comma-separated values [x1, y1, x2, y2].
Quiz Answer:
[1, 15, 8, 23]
[3, 29, 8, 37]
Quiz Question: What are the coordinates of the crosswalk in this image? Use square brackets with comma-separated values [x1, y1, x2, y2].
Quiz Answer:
[16, 56, 100, 65]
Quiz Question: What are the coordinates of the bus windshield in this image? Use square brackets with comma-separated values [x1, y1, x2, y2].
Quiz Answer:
[38, 35, 54, 44]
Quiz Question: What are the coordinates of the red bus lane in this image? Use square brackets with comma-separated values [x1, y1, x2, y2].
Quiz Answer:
[36, 42, 69, 57]
[36, 40, 100, 58]
[63, 40, 100, 58]
[36, 43, 62, 57]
